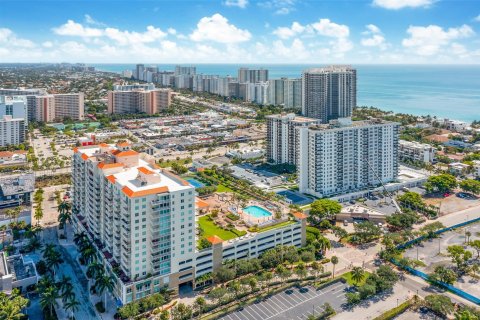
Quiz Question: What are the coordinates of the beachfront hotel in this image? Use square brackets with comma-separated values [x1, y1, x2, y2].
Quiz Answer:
[72, 144, 306, 304]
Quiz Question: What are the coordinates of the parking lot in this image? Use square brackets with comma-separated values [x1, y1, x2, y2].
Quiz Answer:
[220, 282, 348, 320]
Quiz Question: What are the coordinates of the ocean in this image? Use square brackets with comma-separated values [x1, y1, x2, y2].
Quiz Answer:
[92, 64, 480, 122]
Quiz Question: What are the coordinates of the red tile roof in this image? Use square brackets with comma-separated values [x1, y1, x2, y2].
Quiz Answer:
[206, 235, 223, 245]
[138, 167, 155, 175]
[122, 186, 169, 198]
[98, 162, 124, 170]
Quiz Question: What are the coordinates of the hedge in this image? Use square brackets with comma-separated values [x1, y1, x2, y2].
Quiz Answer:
[373, 299, 412, 320]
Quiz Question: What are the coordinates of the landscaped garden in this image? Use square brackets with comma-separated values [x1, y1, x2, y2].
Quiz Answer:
[198, 215, 246, 241]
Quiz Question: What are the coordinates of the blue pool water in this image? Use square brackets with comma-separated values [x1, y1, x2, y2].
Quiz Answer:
[243, 206, 272, 218]
[186, 178, 205, 189]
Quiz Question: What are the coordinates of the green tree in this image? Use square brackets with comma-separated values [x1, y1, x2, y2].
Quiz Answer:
[455, 309, 479, 320]
[213, 266, 235, 284]
[64, 298, 80, 320]
[470, 240, 480, 259]
[294, 263, 308, 282]
[353, 221, 382, 244]
[207, 287, 227, 305]
[424, 294, 455, 316]
[0, 290, 29, 320]
[386, 211, 419, 229]
[351, 266, 365, 286]
[424, 174, 457, 193]
[331, 256, 339, 278]
[171, 303, 193, 320]
[57, 201, 72, 237]
[429, 265, 457, 284]
[420, 222, 445, 239]
[193, 296, 207, 318]
[275, 265, 291, 283]
[460, 179, 480, 195]
[397, 192, 425, 210]
[308, 199, 342, 226]
[40, 285, 59, 316]
[118, 302, 139, 320]
[447, 245, 473, 272]
[95, 274, 114, 311]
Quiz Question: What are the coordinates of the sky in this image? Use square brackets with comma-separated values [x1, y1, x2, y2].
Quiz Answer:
[1, 0, 480, 64]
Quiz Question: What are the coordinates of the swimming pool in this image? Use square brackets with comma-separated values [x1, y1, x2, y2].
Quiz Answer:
[185, 178, 205, 189]
[243, 205, 272, 218]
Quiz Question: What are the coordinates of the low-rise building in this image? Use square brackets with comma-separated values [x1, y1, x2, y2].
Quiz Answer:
[0, 253, 38, 293]
[0, 151, 27, 167]
[399, 140, 436, 163]
[336, 205, 387, 224]
[0, 174, 34, 210]
[444, 119, 469, 132]
[226, 148, 265, 160]
[448, 162, 470, 176]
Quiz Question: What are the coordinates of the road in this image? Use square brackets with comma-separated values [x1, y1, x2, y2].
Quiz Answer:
[43, 227, 99, 319]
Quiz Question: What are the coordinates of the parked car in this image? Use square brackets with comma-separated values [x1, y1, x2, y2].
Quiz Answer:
[443, 192, 451, 197]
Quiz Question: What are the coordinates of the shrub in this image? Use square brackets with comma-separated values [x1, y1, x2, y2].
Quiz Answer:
[226, 213, 240, 221]
[320, 258, 330, 264]
[36, 260, 47, 275]
[95, 302, 105, 313]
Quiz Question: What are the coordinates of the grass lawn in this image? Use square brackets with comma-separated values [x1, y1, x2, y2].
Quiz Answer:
[342, 270, 372, 286]
[157, 158, 192, 168]
[198, 215, 246, 240]
[217, 184, 234, 193]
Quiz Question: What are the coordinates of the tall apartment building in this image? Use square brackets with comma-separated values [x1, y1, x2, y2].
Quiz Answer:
[266, 113, 319, 165]
[0, 88, 46, 121]
[108, 86, 172, 115]
[302, 66, 356, 123]
[297, 118, 399, 198]
[399, 140, 436, 163]
[72, 143, 197, 303]
[283, 78, 302, 109]
[0, 116, 25, 146]
[268, 79, 285, 106]
[175, 66, 196, 76]
[35, 95, 56, 122]
[54, 93, 85, 121]
[0, 96, 28, 125]
[238, 68, 268, 83]
[135, 64, 145, 81]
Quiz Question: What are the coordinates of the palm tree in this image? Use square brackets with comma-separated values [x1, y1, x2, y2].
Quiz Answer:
[95, 274, 114, 310]
[27, 237, 42, 253]
[80, 244, 97, 265]
[350, 266, 365, 286]
[34, 205, 43, 225]
[57, 201, 72, 237]
[193, 296, 206, 319]
[43, 246, 63, 279]
[275, 265, 291, 283]
[295, 263, 308, 283]
[315, 236, 332, 256]
[310, 261, 324, 281]
[64, 298, 80, 320]
[331, 256, 339, 278]
[40, 285, 59, 316]
[73, 231, 88, 247]
[57, 275, 73, 296]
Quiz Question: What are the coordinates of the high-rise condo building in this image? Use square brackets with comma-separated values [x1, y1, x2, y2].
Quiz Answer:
[35, 95, 56, 122]
[302, 66, 356, 123]
[72, 143, 197, 303]
[174, 66, 196, 76]
[108, 86, 172, 114]
[0, 88, 46, 121]
[0, 96, 28, 125]
[238, 68, 269, 83]
[266, 113, 319, 165]
[0, 116, 25, 146]
[135, 64, 145, 81]
[297, 118, 399, 197]
[54, 93, 85, 121]
[283, 78, 302, 109]
[268, 79, 285, 106]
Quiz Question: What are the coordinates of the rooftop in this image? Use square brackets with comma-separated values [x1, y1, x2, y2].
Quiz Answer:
[308, 118, 397, 131]
[76, 145, 192, 195]
[0, 174, 35, 196]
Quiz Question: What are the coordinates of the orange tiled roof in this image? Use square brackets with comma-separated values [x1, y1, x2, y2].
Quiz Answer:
[116, 141, 131, 147]
[0, 151, 14, 158]
[292, 212, 308, 220]
[98, 162, 124, 170]
[206, 235, 223, 245]
[12, 150, 27, 155]
[81, 153, 89, 161]
[106, 175, 116, 184]
[122, 185, 169, 198]
[195, 198, 209, 209]
[138, 167, 155, 175]
[114, 150, 138, 157]
[99, 143, 109, 147]
[73, 147, 79, 153]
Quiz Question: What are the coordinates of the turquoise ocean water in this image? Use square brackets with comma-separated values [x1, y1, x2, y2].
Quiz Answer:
[93, 64, 480, 122]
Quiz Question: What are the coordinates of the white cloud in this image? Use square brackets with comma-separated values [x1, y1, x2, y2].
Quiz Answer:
[373, 0, 435, 9]
[0, 28, 35, 48]
[104, 26, 166, 46]
[224, 0, 248, 8]
[402, 24, 474, 56]
[311, 19, 349, 38]
[167, 28, 177, 35]
[272, 22, 305, 39]
[259, 0, 297, 15]
[53, 20, 167, 45]
[361, 24, 387, 49]
[190, 14, 251, 44]
[272, 38, 310, 59]
[474, 14, 480, 22]
[42, 41, 53, 48]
